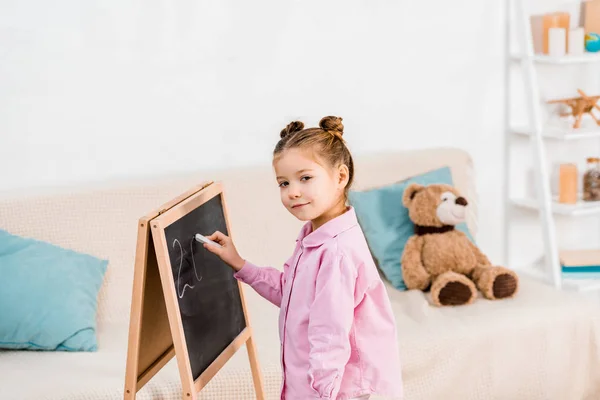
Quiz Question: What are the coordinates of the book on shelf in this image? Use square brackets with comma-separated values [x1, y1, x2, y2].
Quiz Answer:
[560, 249, 600, 274]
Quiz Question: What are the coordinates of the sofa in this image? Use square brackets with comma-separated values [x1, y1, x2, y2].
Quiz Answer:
[2, 147, 600, 400]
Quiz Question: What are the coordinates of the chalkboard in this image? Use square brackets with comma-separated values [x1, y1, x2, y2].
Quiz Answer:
[124, 182, 264, 400]
[162, 192, 246, 381]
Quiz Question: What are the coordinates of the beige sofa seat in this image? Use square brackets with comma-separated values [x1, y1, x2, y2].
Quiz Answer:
[1, 147, 600, 400]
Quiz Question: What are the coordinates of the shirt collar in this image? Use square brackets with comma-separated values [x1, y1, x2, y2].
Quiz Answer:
[296, 206, 358, 248]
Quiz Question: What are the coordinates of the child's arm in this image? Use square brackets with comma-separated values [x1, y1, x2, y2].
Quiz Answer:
[234, 260, 289, 308]
[203, 230, 288, 308]
[306, 248, 355, 399]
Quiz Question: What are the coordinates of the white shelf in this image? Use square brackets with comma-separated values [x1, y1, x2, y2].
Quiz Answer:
[511, 125, 600, 140]
[506, 0, 600, 295]
[511, 197, 600, 216]
[511, 52, 600, 64]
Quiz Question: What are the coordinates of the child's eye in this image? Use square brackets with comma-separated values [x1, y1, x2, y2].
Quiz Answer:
[301, 176, 312, 182]
[278, 181, 288, 188]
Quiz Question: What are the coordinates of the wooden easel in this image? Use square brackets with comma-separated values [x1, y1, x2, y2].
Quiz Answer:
[123, 181, 265, 400]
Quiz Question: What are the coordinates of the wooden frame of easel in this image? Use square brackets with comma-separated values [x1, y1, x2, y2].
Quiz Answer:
[123, 181, 265, 400]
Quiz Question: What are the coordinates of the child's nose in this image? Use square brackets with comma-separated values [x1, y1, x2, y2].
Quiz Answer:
[287, 186, 301, 199]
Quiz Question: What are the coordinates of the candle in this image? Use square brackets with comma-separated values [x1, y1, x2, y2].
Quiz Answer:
[559, 163, 578, 204]
[568, 27, 585, 55]
[548, 27, 566, 57]
[543, 12, 570, 54]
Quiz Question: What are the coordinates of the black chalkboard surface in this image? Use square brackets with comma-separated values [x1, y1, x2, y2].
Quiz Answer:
[162, 192, 246, 381]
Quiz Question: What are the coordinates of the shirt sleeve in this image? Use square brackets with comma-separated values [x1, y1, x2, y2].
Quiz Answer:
[234, 260, 288, 308]
[307, 248, 357, 399]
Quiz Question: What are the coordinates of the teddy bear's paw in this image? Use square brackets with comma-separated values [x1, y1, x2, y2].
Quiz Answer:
[439, 282, 473, 306]
[431, 271, 477, 306]
[475, 266, 519, 300]
[492, 269, 518, 299]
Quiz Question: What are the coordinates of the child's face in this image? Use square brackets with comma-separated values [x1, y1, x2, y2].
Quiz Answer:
[274, 148, 345, 223]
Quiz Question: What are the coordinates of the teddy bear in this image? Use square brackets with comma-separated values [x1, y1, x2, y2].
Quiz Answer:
[400, 182, 519, 306]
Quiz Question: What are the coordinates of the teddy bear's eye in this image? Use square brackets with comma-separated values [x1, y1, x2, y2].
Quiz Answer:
[440, 191, 454, 202]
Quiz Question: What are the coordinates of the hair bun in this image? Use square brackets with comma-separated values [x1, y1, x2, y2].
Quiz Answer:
[319, 116, 344, 136]
[280, 121, 304, 139]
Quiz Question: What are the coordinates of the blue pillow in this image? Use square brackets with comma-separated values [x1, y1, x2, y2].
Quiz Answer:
[348, 166, 474, 291]
[0, 229, 108, 351]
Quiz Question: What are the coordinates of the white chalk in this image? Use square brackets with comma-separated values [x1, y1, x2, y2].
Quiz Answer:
[195, 233, 222, 248]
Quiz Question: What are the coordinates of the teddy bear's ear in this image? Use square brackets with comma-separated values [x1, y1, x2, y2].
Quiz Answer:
[403, 183, 424, 207]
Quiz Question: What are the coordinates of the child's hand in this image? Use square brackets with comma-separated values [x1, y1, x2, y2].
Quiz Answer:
[203, 231, 245, 272]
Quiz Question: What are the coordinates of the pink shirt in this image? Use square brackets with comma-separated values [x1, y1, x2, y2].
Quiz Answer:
[234, 207, 403, 400]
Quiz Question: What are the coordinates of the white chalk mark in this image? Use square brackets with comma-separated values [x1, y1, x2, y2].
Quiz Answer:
[174, 238, 203, 299]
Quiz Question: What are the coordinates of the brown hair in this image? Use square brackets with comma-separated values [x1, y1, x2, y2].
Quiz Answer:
[273, 116, 355, 199]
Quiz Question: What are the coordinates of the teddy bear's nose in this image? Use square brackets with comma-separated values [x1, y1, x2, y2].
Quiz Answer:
[455, 197, 468, 206]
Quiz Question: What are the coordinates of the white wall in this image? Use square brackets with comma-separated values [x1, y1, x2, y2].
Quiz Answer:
[4, 0, 595, 268]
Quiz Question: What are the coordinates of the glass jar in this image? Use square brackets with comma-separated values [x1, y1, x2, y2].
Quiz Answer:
[583, 157, 600, 201]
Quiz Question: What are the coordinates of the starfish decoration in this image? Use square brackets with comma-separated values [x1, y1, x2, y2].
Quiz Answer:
[547, 89, 600, 129]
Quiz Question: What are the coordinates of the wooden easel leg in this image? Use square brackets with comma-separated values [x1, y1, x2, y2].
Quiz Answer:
[246, 335, 265, 400]
[183, 391, 197, 400]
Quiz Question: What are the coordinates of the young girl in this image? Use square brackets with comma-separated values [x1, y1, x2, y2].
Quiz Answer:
[204, 116, 403, 400]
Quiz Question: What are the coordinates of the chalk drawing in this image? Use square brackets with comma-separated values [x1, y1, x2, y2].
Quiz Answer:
[173, 238, 203, 299]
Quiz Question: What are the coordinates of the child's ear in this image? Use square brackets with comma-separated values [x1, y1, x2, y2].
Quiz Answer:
[338, 164, 350, 188]
[403, 183, 424, 207]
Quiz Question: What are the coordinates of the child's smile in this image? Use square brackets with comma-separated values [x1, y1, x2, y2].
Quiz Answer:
[291, 202, 309, 209]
